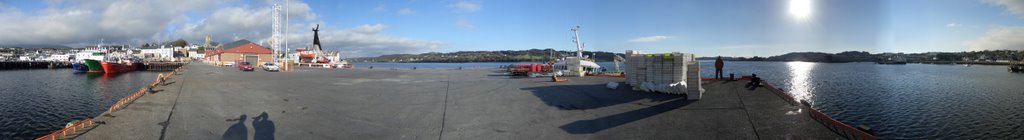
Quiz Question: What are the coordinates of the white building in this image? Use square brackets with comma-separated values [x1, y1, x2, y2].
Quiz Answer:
[47, 54, 72, 62]
[19, 56, 33, 61]
[188, 50, 204, 60]
[140, 46, 175, 61]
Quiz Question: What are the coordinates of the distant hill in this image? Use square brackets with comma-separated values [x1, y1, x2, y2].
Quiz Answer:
[0, 44, 70, 49]
[350, 49, 624, 62]
[698, 50, 1023, 63]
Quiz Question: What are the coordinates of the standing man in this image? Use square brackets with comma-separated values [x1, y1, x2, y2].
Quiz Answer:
[715, 56, 725, 79]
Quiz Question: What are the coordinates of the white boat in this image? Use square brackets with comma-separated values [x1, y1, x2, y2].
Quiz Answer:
[554, 26, 600, 76]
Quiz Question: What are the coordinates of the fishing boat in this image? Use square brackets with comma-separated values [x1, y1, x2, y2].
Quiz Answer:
[83, 59, 104, 73]
[82, 40, 110, 73]
[71, 62, 89, 72]
[99, 51, 138, 74]
[553, 26, 601, 77]
[1011, 51, 1023, 73]
[72, 50, 101, 72]
[100, 60, 137, 74]
[1011, 63, 1023, 72]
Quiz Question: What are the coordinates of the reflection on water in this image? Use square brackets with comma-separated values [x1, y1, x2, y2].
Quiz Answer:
[785, 61, 815, 104]
[699, 61, 1024, 139]
[0, 69, 160, 139]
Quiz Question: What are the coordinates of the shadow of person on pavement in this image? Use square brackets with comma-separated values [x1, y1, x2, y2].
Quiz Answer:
[253, 112, 276, 140]
[222, 114, 248, 140]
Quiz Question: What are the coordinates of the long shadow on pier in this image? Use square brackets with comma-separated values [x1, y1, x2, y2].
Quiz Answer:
[252, 112, 276, 140]
[521, 83, 692, 134]
[222, 114, 248, 140]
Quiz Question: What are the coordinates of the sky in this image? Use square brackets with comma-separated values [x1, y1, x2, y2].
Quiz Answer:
[0, 0, 1022, 57]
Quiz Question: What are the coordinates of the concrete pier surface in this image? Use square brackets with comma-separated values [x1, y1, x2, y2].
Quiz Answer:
[76, 63, 841, 139]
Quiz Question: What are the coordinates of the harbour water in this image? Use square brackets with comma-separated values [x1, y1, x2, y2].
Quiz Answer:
[697, 61, 1024, 139]
[0, 69, 160, 139]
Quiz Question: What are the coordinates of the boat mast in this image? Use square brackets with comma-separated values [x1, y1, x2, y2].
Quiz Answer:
[571, 26, 584, 59]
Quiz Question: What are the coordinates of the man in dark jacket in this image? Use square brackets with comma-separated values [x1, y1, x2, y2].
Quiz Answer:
[715, 56, 725, 79]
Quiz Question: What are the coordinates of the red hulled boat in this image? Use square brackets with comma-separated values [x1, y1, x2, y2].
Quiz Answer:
[100, 61, 137, 74]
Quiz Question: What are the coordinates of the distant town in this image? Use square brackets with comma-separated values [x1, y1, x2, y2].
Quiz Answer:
[0, 39, 207, 62]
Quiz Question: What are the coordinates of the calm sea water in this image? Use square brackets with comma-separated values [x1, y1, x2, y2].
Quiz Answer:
[360, 61, 1024, 139]
[697, 61, 1024, 139]
[0, 69, 160, 139]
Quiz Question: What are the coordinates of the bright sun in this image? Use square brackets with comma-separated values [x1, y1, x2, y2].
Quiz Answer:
[788, 0, 812, 20]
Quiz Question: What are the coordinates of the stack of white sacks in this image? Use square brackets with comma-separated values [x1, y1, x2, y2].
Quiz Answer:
[624, 50, 704, 100]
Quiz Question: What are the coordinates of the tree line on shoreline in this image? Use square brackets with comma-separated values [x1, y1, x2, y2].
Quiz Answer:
[349, 49, 623, 63]
[351, 49, 1022, 64]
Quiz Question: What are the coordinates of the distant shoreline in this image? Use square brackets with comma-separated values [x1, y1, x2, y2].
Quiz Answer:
[698, 59, 1017, 65]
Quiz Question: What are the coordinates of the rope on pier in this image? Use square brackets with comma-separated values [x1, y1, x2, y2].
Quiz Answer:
[36, 63, 189, 140]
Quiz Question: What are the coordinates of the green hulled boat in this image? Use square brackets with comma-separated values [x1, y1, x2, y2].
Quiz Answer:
[84, 59, 103, 73]
[84, 52, 106, 73]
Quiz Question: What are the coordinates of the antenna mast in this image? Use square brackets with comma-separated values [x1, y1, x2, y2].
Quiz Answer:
[272, 2, 283, 62]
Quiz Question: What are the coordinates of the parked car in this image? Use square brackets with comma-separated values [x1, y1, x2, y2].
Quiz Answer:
[262, 62, 279, 72]
[238, 62, 254, 71]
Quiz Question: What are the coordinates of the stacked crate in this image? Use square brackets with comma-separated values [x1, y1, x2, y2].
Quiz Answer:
[624, 50, 703, 100]
[563, 57, 584, 77]
[685, 57, 703, 100]
[624, 50, 644, 86]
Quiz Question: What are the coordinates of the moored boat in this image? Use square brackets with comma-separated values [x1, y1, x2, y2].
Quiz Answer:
[71, 63, 89, 72]
[1011, 63, 1024, 73]
[552, 25, 601, 76]
[83, 59, 104, 73]
[100, 61, 137, 74]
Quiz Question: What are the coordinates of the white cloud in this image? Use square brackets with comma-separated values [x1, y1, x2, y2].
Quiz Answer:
[629, 36, 674, 42]
[964, 27, 1024, 50]
[0, 0, 446, 57]
[985, 0, 1024, 18]
[447, 1, 481, 13]
[946, 23, 960, 28]
[397, 8, 415, 16]
[171, 3, 443, 57]
[347, 24, 385, 34]
[0, 0, 218, 45]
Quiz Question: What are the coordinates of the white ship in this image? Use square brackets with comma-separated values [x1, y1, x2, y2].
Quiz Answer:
[553, 26, 601, 77]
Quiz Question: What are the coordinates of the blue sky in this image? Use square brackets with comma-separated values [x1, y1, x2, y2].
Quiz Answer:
[1, 0, 1023, 57]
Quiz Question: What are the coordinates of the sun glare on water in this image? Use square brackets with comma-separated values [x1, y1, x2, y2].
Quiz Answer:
[788, 0, 813, 20]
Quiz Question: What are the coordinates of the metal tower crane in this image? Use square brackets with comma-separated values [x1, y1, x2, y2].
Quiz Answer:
[271, 2, 282, 62]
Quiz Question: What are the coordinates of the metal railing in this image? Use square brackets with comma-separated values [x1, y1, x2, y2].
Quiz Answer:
[34, 118, 94, 140]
